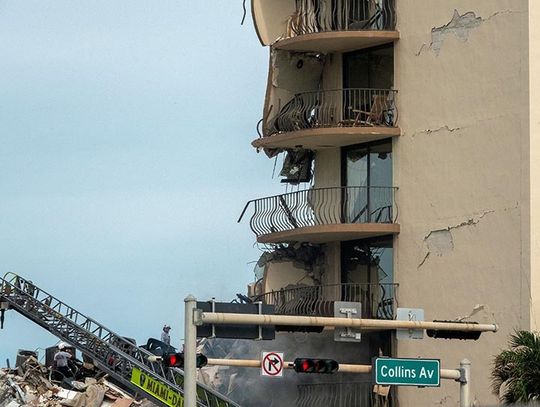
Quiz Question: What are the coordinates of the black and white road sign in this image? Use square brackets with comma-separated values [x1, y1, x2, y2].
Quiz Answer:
[261, 352, 284, 377]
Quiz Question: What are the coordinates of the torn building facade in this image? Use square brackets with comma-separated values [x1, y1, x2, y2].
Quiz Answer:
[239, 0, 539, 405]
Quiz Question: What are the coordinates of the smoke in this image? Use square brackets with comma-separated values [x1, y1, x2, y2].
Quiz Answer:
[199, 331, 391, 406]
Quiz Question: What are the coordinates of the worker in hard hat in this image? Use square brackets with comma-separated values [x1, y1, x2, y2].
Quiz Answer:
[53, 342, 74, 379]
[161, 324, 171, 345]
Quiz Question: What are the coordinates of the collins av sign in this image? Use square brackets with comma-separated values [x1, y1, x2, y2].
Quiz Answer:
[373, 358, 440, 387]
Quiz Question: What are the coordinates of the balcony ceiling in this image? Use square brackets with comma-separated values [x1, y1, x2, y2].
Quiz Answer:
[252, 126, 400, 150]
[273, 31, 399, 53]
[256, 223, 400, 244]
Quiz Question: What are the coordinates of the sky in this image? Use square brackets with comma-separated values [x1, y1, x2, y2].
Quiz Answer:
[0, 0, 285, 364]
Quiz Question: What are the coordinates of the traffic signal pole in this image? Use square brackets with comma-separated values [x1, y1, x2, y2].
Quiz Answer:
[184, 301, 484, 407]
[184, 295, 198, 407]
[460, 359, 471, 407]
[205, 357, 459, 377]
[204, 358, 470, 406]
[195, 311, 498, 333]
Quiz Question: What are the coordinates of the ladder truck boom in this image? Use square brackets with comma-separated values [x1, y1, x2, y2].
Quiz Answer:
[0, 273, 239, 407]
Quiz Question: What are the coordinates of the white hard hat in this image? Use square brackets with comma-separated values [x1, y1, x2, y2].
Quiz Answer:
[58, 342, 69, 350]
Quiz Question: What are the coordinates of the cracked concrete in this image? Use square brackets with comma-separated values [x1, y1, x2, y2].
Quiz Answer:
[416, 9, 515, 56]
[418, 210, 495, 268]
[456, 304, 498, 325]
[410, 125, 462, 138]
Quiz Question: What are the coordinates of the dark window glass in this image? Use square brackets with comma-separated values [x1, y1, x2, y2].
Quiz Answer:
[343, 43, 394, 89]
[341, 237, 394, 320]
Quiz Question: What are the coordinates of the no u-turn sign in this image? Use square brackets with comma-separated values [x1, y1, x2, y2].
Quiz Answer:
[261, 352, 284, 377]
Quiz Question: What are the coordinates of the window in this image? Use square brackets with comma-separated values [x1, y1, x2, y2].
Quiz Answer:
[341, 140, 392, 223]
[341, 237, 394, 319]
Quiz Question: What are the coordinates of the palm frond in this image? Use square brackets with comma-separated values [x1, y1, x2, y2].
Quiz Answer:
[492, 330, 540, 404]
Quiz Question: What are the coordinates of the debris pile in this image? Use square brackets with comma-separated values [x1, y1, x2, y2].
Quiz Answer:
[0, 357, 155, 407]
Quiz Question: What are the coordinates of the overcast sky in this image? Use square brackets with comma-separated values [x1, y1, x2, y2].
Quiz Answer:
[0, 1, 284, 363]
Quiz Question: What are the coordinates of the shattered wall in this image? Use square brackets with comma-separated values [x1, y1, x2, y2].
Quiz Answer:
[263, 261, 315, 293]
[393, 1, 529, 405]
[262, 49, 325, 135]
[260, 244, 324, 293]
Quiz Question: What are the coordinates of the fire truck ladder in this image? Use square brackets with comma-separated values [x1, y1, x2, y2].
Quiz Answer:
[0, 273, 239, 407]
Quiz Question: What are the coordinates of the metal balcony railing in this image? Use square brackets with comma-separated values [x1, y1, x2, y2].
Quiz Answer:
[296, 381, 392, 407]
[253, 283, 397, 320]
[262, 88, 398, 137]
[238, 186, 397, 238]
[288, 0, 396, 37]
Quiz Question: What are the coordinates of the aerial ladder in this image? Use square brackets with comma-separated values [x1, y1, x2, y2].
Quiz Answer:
[0, 273, 240, 407]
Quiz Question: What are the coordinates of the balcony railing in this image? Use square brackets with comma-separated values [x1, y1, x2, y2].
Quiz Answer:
[253, 283, 397, 320]
[288, 0, 396, 37]
[238, 186, 397, 237]
[262, 88, 398, 137]
[296, 381, 392, 407]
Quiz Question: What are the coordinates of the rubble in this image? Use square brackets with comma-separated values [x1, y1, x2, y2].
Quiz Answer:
[0, 357, 152, 407]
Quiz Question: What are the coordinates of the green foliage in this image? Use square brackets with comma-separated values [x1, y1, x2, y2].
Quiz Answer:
[491, 331, 540, 404]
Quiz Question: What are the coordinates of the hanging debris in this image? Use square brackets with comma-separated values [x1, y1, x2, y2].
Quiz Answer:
[279, 149, 314, 184]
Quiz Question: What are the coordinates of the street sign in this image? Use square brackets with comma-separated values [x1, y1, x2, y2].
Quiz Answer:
[373, 358, 440, 387]
[261, 352, 284, 377]
[131, 367, 183, 407]
[396, 308, 424, 340]
[334, 301, 362, 342]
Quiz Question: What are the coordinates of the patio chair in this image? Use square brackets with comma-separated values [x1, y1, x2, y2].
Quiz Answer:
[351, 95, 387, 126]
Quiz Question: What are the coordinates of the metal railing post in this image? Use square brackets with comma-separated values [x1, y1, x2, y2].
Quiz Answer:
[184, 295, 198, 407]
[459, 359, 471, 407]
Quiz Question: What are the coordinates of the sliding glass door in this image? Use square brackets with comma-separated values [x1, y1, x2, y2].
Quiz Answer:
[342, 140, 392, 223]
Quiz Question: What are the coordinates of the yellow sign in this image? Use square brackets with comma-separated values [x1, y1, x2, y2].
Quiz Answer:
[130, 367, 184, 407]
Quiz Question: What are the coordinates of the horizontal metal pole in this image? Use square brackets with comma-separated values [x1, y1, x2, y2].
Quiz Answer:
[207, 358, 369, 373]
[441, 369, 461, 380]
[198, 312, 498, 333]
[208, 358, 261, 368]
[206, 358, 461, 379]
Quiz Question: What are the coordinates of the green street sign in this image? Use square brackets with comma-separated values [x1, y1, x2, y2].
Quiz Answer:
[373, 358, 440, 387]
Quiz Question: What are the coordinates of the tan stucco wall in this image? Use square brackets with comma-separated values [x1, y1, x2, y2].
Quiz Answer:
[323, 242, 341, 286]
[251, 0, 294, 46]
[529, 0, 540, 332]
[314, 148, 340, 188]
[394, 1, 529, 405]
[322, 52, 342, 90]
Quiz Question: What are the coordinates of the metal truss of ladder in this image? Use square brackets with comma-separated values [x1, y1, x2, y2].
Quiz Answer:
[0, 273, 240, 407]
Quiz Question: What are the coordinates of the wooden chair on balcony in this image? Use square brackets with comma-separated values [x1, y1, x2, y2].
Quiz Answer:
[351, 95, 387, 126]
[338, 95, 386, 127]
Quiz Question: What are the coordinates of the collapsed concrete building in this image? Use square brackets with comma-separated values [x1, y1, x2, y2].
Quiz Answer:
[0, 354, 148, 407]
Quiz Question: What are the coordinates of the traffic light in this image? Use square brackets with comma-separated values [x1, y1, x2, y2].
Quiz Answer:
[161, 353, 208, 368]
[293, 358, 339, 374]
[426, 320, 482, 340]
[162, 352, 184, 367]
[196, 354, 208, 368]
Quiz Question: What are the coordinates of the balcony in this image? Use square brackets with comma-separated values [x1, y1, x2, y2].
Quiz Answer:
[253, 283, 398, 320]
[254, 88, 399, 150]
[238, 186, 399, 244]
[252, 0, 398, 52]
